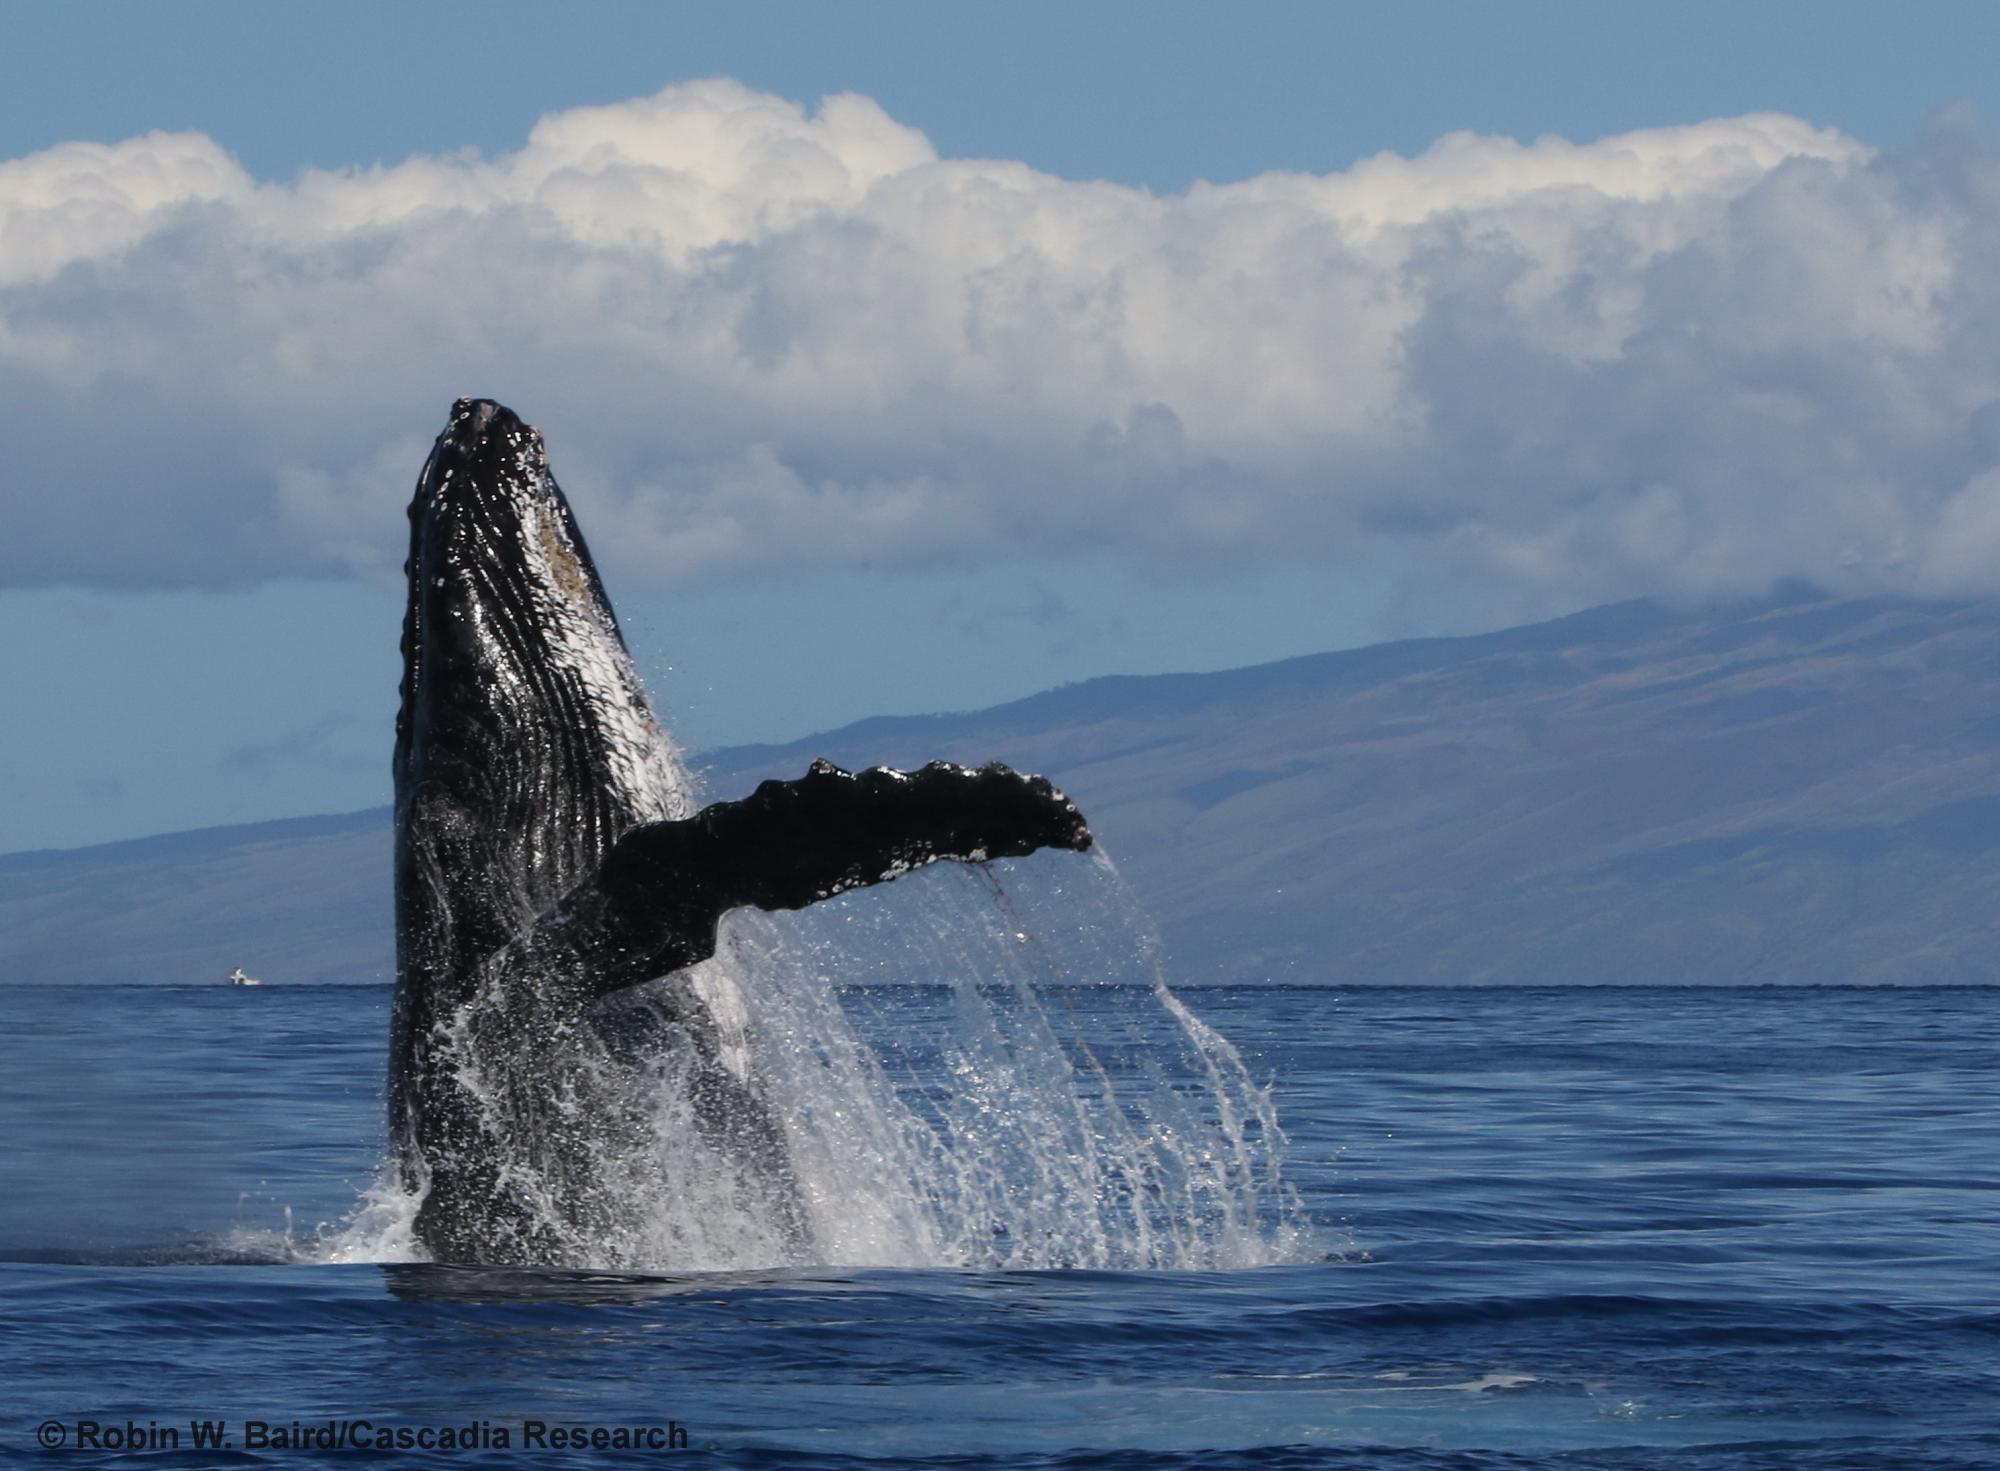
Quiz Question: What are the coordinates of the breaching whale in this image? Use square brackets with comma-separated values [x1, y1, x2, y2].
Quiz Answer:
[393, 398, 1092, 1265]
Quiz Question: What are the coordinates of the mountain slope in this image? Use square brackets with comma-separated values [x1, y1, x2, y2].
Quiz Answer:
[5, 590, 1997, 984]
[0, 809, 391, 985]
[697, 590, 2000, 984]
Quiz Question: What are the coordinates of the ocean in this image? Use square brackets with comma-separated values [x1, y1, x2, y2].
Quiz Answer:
[4, 979, 1997, 1469]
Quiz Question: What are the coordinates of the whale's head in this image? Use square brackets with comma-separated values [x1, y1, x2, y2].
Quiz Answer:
[394, 399, 688, 961]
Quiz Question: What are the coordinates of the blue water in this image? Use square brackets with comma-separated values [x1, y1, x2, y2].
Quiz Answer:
[4, 983, 1998, 1468]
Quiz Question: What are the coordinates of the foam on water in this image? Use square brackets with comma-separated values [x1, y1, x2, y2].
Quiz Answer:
[312, 850, 1309, 1273]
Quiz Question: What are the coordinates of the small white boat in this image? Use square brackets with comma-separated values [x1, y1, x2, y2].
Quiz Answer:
[227, 967, 262, 987]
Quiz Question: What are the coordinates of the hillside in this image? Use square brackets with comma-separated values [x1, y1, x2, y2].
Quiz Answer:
[0, 809, 391, 985]
[6, 589, 1998, 985]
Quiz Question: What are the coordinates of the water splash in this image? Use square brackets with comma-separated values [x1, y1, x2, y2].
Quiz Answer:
[318, 850, 1309, 1272]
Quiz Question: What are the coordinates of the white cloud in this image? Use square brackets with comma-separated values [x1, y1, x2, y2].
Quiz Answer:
[4, 78, 1999, 609]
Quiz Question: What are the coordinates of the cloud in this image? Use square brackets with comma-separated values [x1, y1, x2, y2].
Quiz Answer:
[4, 78, 2000, 610]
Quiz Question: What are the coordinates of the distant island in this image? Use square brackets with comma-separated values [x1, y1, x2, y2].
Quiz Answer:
[4, 587, 1996, 986]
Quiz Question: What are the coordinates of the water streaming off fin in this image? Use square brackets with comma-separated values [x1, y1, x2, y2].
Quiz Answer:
[332, 851, 1308, 1272]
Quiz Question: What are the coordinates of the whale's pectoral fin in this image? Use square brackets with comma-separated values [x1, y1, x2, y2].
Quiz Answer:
[663, 757, 1093, 904]
[508, 760, 1092, 1005]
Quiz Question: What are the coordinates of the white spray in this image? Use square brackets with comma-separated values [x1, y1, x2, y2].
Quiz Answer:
[322, 845, 1307, 1272]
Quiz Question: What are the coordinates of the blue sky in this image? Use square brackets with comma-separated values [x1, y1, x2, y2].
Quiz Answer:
[7, 2, 2000, 851]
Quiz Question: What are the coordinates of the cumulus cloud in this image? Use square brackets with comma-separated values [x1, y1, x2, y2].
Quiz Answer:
[5, 78, 2000, 608]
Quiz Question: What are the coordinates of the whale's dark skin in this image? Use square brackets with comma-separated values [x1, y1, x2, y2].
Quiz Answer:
[392, 399, 1091, 1265]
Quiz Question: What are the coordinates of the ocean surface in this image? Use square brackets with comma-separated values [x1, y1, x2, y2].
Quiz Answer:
[4, 981, 1997, 1469]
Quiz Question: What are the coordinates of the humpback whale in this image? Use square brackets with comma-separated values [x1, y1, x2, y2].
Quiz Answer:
[393, 398, 1091, 1266]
